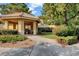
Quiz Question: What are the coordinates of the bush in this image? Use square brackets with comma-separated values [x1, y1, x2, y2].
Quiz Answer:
[57, 36, 68, 45]
[75, 26, 79, 35]
[56, 29, 75, 36]
[57, 36, 77, 45]
[38, 27, 52, 34]
[67, 36, 78, 45]
[0, 35, 26, 43]
[56, 25, 79, 37]
[56, 26, 75, 36]
[0, 30, 18, 35]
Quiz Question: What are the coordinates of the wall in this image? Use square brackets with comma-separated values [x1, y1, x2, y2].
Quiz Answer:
[9, 23, 18, 30]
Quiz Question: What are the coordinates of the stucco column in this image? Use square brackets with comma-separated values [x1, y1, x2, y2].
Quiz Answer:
[33, 22, 37, 35]
[4, 20, 9, 29]
[18, 20, 24, 35]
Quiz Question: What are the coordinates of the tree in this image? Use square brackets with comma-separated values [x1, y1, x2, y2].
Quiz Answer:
[41, 3, 79, 25]
[0, 3, 29, 14]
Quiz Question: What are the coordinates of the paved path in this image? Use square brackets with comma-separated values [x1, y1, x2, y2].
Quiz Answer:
[26, 35, 60, 45]
[0, 35, 79, 56]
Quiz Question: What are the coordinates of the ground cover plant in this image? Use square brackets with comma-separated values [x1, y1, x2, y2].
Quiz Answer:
[0, 30, 18, 35]
[0, 35, 27, 43]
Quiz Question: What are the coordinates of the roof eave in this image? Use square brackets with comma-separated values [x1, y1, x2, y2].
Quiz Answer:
[0, 16, 40, 23]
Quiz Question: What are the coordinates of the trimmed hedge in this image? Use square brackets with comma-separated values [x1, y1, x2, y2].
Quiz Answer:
[38, 27, 52, 34]
[0, 35, 27, 43]
[0, 30, 18, 35]
[38, 27, 52, 32]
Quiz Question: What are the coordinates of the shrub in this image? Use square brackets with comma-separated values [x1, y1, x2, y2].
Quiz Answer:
[56, 29, 75, 36]
[38, 27, 52, 34]
[75, 26, 79, 35]
[0, 35, 26, 43]
[56, 26, 75, 36]
[56, 25, 79, 37]
[0, 30, 18, 35]
[57, 36, 77, 45]
[57, 36, 68, 45]
[67, 36, 78, 45]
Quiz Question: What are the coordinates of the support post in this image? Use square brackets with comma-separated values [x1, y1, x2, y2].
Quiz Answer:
[18, 20, 24, 35]
[4, 20, 9, 29]
[33, 22, 37, 35]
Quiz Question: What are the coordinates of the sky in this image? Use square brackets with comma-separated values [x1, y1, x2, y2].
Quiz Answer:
[27, 3, 43, 16]
[0, 3, 43, 16]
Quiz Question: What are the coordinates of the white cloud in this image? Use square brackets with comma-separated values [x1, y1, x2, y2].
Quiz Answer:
[27, 3, 43, 16]
[31, 3, 43, 7]
[28, 3, 43, 11]
[32, 10, 37, 14]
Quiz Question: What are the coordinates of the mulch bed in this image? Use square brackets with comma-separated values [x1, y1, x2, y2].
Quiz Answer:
[0, 39, 36, 48]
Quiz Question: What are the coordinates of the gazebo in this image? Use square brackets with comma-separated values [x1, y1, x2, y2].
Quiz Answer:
[0, 12, 40, 35]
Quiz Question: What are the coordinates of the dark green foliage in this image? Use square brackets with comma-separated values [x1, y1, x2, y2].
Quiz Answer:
[0, 3, 29, 14]
[56, 30, 68, 36]
[0, 30, 18, 35]
[56, 27, 75, 36]
[75, 26, 79, 35]
[38, 27, 52, 34]
[38, 27, 52, 32]
[56, 25, 79, 37]
[0, 35, 26, 43]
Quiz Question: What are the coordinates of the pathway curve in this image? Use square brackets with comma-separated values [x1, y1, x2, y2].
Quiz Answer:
[0, 35, 79, 56]
[26, 35, 61, 45]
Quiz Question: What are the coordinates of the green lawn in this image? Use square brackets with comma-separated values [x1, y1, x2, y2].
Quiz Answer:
[41, 32, 76, 40]
[42, 34, 58, 39]
[41, 32, 59, 39]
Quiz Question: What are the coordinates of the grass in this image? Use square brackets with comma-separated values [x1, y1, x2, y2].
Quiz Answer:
[41, 32, 76, 40]
[41, 32, 78, 45]
[39, 25, 78, 45]
[40, 25, 67, 39]
[42, 34, 58, 39]
[41, 32, 59, 39]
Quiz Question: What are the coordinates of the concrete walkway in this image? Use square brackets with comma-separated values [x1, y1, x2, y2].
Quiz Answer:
[0, 35, 79, 56]
[26, 35, 61, 45]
